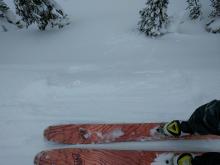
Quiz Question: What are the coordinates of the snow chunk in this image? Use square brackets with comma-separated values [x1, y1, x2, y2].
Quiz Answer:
[80, 128, 124, 142]
[82, 132, 92, 139]
[95, 128, 124, 141]
[150, 127, 159, 136]
[151, 153, 174, 165]
[106, 128, 124, 139]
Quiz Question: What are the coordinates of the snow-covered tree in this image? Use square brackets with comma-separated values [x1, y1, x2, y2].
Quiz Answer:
[0, 0, 24, 31]
[138, 0, 169, 37]
[210, 0, 220, 17]
[206, 0, 220, 33]
[14, 0, 70, 30]
[186, 0, 202, 20]
[0, 0, 8, 12]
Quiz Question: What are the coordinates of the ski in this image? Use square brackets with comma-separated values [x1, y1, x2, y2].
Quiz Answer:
[34, 148, 200, 165]
[44, 121, 220, 144]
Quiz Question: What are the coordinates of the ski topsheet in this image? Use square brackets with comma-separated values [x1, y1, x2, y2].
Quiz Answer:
[34, 148, 201, 165]
[44, 122, 220, 144]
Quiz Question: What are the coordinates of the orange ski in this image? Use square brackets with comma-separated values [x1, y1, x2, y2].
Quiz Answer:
[34, 148, 202, 165]
[44, 122, 220, 144]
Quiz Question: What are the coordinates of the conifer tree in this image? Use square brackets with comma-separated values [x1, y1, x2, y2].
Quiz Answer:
[138, 0, 169, 37]
[14, 0, 69, 30]
[186, 0, 202, 20]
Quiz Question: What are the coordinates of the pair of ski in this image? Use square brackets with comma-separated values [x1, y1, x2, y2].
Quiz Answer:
[34, 121, 220, 165]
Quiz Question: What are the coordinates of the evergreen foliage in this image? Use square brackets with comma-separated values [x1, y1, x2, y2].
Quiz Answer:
[0, 0, 24, 30]
[210, 0, 220, 17]
[206, 0, 220, 33]
[186, 0, 202, 20]
[138, 0, 169, 37]
[0, 0, 9, 13]
[14, 0, 69, 30]
[206, 19, 220, 33]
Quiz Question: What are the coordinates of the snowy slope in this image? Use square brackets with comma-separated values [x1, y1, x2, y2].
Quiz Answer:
[0, 0, 220, 164]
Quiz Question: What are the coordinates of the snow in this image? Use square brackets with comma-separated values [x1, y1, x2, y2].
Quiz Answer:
[82, 128, 124, 143]
[151, 153, 174, 165]
[206, 18, 220, 33]
[102, 128, 125, 141]
[209, 18, 220, 29]
[0, 0, 220, 164]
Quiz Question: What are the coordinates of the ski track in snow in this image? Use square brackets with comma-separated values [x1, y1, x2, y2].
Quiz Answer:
[0, 0, 220, 164]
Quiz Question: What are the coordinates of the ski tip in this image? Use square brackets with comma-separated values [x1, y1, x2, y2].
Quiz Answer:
[43, 127, 49, 138]
[34, 150, 56, 165]
[34, 151, 45, 165]
[43, 126, 57, 141]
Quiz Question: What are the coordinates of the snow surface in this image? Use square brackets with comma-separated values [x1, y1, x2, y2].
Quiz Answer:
[0, 0, 220, 164]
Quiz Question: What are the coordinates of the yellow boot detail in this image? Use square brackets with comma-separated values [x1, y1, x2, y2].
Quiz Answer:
[177, 153, 193, 165]
[163, 120, 181, 136]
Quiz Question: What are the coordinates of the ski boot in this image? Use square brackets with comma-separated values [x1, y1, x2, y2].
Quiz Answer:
[173, 153, 194, 165]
